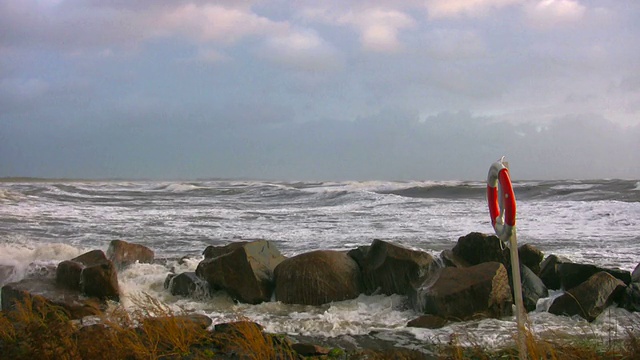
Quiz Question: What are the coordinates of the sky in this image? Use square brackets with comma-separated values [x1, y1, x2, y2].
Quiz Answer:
[1, 0, 639, 181]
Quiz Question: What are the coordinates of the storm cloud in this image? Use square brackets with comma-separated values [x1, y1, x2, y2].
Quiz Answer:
[1, 0, 639, 180]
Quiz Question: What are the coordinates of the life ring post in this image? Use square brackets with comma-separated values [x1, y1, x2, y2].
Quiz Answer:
[487, 157, 527, 360]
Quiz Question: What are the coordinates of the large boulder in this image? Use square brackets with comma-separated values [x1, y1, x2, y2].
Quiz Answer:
[549, 271, 626, 322]
[620, 263, 640, 312]
[440, 249, 470, 268]
[196, 240, 285, 304]
[451, 232, 508, 266]
[409, 262, 512, 321]
[356, 239, 437, 296]
[1, 277, 107, 320]
[538, 255, 571, 290]
[557, 263, 631, 291]
[106, 240, 154, 269]
[203, 241, 251, 259]
[274, 250, 363, 306]
[164, 272, 211, 298]
[518, 243, 544, 275]
[508, 264, 548, 312]
[55, 250, 119, 301]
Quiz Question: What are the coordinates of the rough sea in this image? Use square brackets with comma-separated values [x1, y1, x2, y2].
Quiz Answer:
[1, 179, 639, 351]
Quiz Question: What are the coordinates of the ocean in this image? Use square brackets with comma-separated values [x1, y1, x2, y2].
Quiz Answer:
[1, 179, 639, 351]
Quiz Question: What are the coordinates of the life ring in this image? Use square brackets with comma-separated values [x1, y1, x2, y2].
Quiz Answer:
[487, 157, 516, 241]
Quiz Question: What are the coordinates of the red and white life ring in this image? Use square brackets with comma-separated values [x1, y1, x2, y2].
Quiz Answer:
[487, 157, 516, 241]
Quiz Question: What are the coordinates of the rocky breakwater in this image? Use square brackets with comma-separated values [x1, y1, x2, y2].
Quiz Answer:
[1, 240, 153, 319]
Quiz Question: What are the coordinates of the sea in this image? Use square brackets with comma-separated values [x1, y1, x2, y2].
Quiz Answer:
[1, 179, 639, 351]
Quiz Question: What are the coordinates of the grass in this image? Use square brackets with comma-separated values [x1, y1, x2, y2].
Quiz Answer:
[1, 295, 639, 359]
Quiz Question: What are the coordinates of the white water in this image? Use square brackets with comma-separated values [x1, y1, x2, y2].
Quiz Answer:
[1, 179, 639, 350]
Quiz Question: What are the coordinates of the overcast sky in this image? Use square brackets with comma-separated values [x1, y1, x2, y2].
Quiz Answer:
[1, 0, 639, 181]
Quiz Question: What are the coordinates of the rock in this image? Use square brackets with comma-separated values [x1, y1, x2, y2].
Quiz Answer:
[557, 263, 631, 290]
[81, 261, 119, 301]
[196, 240, 285, 304]
[508, 264, 548, 312]
[274, 250, 363, 306]
[55, 250, 119, 301]
[632, 263, 640, 283]
[1, 277, 107, 320]
[539, 255, 572, 290]
[359, 239, 437, 296]
[621, 283, 640, 312]
[440, 249, 471, 268]
[347, 245, 370, 269]
[549, 271, 626, 322]
[164, 272, 211, 298]
[406, 314, 448, 329]
[451, 232, 508, 266]
[518, 243, 544, 275]
[409, 262, 512, 321]
[106, 240, 154, 269]
[203, 241, 250, 259]
[0, 264, 17, 286]
[292, 343, 331, 356]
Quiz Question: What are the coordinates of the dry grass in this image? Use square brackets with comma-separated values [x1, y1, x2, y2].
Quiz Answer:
[438, 325, 640, 360]
[2, 295, 639, 360]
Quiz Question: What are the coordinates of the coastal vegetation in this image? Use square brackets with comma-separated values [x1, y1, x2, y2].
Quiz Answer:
[1, 294, 638, 360]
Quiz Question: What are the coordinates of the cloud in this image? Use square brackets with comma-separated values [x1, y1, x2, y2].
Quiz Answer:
[525, 0, 586, 29]
[425, 0, 521, 19]
[160, 4, 289, 44]
[259, 29, 343, 71]
[302, 7, 416, 52]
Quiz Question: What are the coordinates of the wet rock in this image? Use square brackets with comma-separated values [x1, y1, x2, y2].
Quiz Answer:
[274, 250, 363, 305]
[621, 283, 640, 312]
[359, 239, 437, 296]
[347, 245, 370, 269]
[55, 250, 119, 301]
[1, 277, 106, 320]
[406, 314, 448, 329]
[143, 313, 213, 330]
[203, 241, 250, 259]
[539, 255, 572, 290]
[292, 343, 331, 356]
[549, 271, 626, 322]
[632, 263, 640, 283]
[409, 262, 512, 321]
[106, 239, 154, 269]
[507, 263, 548, 312]
[196, 240, 285, 304]
[558, 263, 631, 291]
[164, 272, 211, 298]
[452, 232, 508, 266]
[440, 249, 471, 268]
[518, 243, 544, 275]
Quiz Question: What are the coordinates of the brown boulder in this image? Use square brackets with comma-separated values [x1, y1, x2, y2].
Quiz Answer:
[359, 239, 437, 296]
[196, 240, 285, 304]
[1, 277, 106, 320]
[557, 263, 631, 291]
[106, 240, 154, 269]
[409, 262, 512, 321]
[203, 241, 250, 259]
[440, 249, 470, 268]
[55, 250, 119, 301]
[452, 232, 508, 266]
[539, 255, 572, 290]
[518, 243, 544, 275]
[549, 271, 626, 322]
[274, 250, 363, 305]
[406, 314, 448, 329]
[164, 272, 211, 298]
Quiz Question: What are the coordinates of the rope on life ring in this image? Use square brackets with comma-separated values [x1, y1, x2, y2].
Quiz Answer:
[487, 156, 516, 242]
